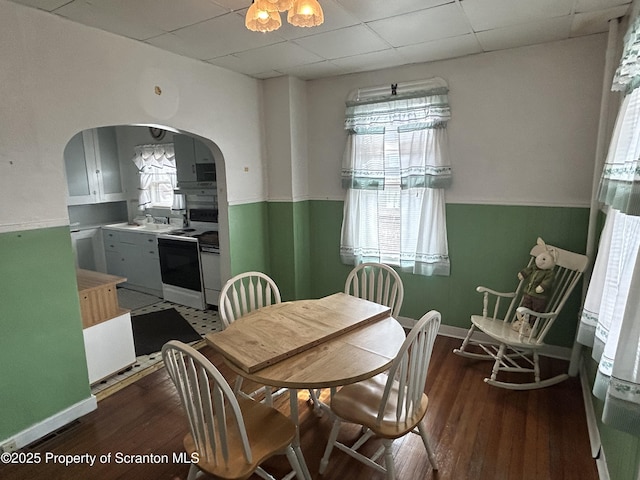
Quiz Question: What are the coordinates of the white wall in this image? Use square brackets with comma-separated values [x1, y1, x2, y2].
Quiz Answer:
[305, 34, 607, 207]
[0, 0, 266, 234]
[263, 76, 309, 202]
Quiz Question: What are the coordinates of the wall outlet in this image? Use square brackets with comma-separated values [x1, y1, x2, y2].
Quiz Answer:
[1, 440, 17, 453]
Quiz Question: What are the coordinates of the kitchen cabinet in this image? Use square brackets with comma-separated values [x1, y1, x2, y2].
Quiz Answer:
[175, 135, 215, 184]
[201, 251, 221, 307]
[65, 127, 125, 205]
[71, 228, 106, 272]
[103, 228, 162, 295]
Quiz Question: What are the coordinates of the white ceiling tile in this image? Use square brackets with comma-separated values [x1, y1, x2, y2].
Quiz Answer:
[211, 0, 249, 12]
[273, 0, 361, 40]
[294, 25, 391, 59]
[93, 0, 229, 32]
[146, 32, 212, 59]
[368, 3, 471, 47]
[336, 0, 453, 22]
[153, 12, 285, 60]
[253, 70, 285, 79]
[208, 54, 268, 76]
[278, 60, 346, 79]
[55, 1, 165, 40]
[571, 6, 631, 36]
[476, 16, 572, 51]
[397, 34, 483, 64]
[331, 49, 410, 73]
[218, 42, 324, 73]
[11, 0, 69, 10]
[461, 0, 574, 32]
[575, 0, 631, 14]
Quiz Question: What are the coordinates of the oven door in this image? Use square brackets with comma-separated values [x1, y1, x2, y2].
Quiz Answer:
[158, 238, 202, 292]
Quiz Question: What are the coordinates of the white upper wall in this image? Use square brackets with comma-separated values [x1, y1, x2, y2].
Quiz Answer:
[306, 34, 607, 207]
[263, 76, 309, 202]
[0, 0, 266, 233]
[0, 0, 610, 234]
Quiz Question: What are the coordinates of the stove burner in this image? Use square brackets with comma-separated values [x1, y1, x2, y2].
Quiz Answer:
[168, 228, 197, 236]
[196, 231, 219, 247]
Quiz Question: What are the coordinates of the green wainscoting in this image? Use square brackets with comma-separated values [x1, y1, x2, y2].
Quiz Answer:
[230, 200, 590, 349]
[266, 202, 311, 301]
[228, 202, 270, 276]
[0, 227, 90, 440]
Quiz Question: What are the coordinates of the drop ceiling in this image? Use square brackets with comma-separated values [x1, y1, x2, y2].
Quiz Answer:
[11, 0, 632, 80]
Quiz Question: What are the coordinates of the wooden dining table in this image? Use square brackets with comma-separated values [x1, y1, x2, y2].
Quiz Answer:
[206, 292, 406, 388]
[205, 292, 407, 480]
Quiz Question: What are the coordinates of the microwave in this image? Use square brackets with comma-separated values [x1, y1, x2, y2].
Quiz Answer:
[195, 163, 216, 182]
[176, 163, 216, 193]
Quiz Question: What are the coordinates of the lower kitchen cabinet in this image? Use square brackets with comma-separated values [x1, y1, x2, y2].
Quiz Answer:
[71, 228, 106, 272]
[103, 228, 162, 295]
[201, 250, 221, 306]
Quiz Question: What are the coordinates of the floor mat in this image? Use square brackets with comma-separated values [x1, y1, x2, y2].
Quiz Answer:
[131, 307, 202, 356]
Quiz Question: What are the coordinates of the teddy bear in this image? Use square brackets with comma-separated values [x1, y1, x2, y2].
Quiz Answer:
[512, 237, 558, 335]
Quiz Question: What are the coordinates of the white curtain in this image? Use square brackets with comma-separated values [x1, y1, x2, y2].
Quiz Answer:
[578, 15, 640, 436]
[132, 143, 176, 210]
[340, 87, 451, 276]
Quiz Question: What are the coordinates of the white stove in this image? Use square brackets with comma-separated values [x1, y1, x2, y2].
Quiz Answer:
[158, 209, 219, 309]
[159, 209, 219, 244]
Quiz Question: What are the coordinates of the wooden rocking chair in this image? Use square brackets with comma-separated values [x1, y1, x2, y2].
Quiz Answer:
[453, 240, 588, 390]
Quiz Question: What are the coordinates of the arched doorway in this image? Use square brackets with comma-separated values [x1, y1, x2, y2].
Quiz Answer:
[65, 124, 230, 307]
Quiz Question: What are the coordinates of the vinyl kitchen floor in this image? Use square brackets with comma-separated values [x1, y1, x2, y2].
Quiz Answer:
[91, 293, 221, 401]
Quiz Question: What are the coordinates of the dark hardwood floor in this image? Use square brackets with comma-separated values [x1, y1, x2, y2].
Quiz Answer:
[1, 336, 598, 480]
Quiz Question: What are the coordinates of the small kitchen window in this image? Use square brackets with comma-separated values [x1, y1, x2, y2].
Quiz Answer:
[132, 143, 177, 210]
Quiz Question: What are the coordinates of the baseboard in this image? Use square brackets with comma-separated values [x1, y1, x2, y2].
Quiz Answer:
[396, 317, 573, 361]
[0, 395, 97, 451]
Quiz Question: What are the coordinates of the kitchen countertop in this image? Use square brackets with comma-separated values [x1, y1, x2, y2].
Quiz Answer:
[102, 222, 175, 234]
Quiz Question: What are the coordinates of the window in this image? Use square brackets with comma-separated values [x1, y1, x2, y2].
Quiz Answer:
[339, 78, 452, 276]
[132, 144, 177, 210]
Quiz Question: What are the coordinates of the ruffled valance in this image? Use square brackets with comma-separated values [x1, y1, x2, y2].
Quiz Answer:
[345, 89, 450, 133]
[342, 89, 452, 191]
[597, 87, 640, 216]
[132, 143, 176, 210]
[612, 15, 640, 93]
[132, 144, 176, 171]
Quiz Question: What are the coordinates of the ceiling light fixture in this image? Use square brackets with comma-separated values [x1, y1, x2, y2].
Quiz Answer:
[245, 1, 282, 32]
[245, 0, 323, 32]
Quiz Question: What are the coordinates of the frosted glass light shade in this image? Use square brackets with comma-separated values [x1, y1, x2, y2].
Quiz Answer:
[256, 0, 293, 12]
[287, 0, 324, 27]
[246, 2, 282, 32]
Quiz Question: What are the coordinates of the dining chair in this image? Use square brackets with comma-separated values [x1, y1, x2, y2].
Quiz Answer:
[218, 272, 320, 410]
[218, 271, 282, 404]
[310, 262, 406, 412]
[319, 310, 441, 480]
[161, 340, 305, 480]
[345, 262, 404, 318]
[453, 239, 588, 389]
[218, 271, 282, 329]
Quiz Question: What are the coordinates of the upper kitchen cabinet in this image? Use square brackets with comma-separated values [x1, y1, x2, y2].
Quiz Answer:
[174, 135, 215, 185]
[64, 127, 126, 205]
